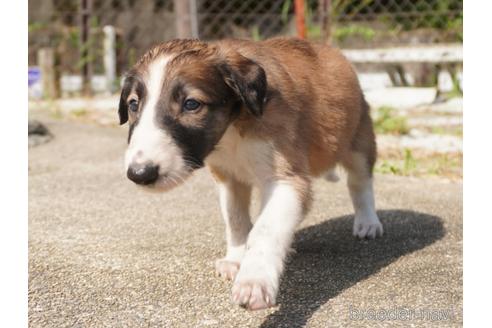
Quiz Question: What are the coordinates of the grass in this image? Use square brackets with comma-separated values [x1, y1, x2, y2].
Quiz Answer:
[375, 148, 462, 179]
[47, 107, 88, 120]
[376, 149, 416, 176]
[373, 106, 410, 135]
[50, 110, 63, 120]
[70, 108, 88, 118]
[333, 25, 376, 42]
[429, 125, 463, 137]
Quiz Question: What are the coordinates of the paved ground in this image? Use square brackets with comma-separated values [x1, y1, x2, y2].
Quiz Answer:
[29, 113, 463, 327]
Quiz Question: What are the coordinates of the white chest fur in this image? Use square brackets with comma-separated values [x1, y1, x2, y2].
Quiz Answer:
[205, 126, 274, 186]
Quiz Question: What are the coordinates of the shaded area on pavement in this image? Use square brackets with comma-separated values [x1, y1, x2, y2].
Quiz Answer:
[262, 210, 444, 328]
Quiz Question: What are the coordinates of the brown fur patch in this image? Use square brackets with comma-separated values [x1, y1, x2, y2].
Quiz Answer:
[213, 38, 374, 178]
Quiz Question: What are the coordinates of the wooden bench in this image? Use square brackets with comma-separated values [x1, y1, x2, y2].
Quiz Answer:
[342, 44, 462, 64]
[342, 44, 463, 97]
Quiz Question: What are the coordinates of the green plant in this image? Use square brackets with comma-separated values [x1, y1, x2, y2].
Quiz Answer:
[28, 22, 47, 33]
[403, 148, 417, 174]
[430, 126, 446, 135]
[330, 0, 375, 20]
[376, 160, 402, 175]
[376, 149, 462, 179]
[333, 25, 375, 42]
[76, 16, 100, 71]
[71, 108, 88, 117]
[328, 0, 376, 43]
[251, 25, 262, 41]
[386, 0, 462, 41]
[281, 0, 292, 25]
[48, 101, 63, 120]
[67, 28, 80, 48]
[376, 149, 415, 176]
[373, 106, 410, 135]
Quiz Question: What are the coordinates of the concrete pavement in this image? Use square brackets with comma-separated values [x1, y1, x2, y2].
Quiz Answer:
[29, 113, 462, 327]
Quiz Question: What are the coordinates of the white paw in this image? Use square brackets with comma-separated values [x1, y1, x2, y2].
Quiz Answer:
[231, 278, 275, 310]
[353, 215, 383, 239]
[215, 259, 240, 281]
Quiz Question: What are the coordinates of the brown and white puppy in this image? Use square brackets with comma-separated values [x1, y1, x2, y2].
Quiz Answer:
[118, 38, 383, 310]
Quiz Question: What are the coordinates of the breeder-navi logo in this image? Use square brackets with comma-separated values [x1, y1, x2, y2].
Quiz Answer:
[348, 305, 455, 322]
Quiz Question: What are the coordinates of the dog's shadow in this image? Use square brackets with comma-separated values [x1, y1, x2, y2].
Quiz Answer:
[260, 210, 445, 328]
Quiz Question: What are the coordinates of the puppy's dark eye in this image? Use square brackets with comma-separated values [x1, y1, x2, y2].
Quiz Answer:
[183, 99, 201, 112]
[128, 99, 138, 112]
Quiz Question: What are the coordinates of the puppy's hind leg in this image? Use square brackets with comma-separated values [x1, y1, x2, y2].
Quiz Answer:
[345, 152, 383, 239]
[344, 106, 383, 239]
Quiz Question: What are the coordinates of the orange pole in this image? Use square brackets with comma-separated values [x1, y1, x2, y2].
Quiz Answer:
[295, 0, 306, 39]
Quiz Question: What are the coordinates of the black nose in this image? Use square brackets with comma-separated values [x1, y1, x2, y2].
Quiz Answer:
[127, 164, 159, 185]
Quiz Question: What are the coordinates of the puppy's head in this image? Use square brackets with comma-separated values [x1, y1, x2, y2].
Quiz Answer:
[118, 41, 266, 191]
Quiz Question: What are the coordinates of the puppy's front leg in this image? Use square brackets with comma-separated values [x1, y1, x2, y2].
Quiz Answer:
[232, 180, 309, 310]
[215, 177, 252, 281]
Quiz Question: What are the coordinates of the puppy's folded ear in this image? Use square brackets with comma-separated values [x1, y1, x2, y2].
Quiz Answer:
[118, 97, 128, 125]
[218, 53, 267, 117]
[118, 78, 131, 125]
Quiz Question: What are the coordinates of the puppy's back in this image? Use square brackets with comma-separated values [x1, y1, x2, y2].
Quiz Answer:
[217, 38, 371, 176]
